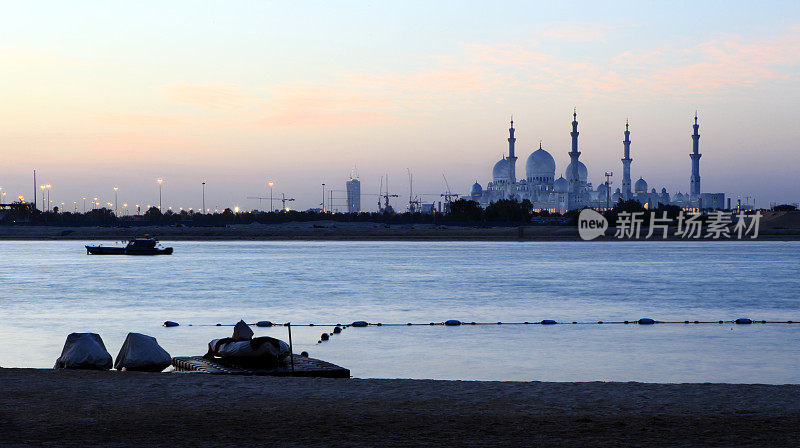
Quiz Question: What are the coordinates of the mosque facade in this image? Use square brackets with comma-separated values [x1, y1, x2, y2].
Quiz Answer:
[466, 111, 726, 212]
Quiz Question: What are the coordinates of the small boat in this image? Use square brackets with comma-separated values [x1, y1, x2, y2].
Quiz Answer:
[86, 237, 173, 255]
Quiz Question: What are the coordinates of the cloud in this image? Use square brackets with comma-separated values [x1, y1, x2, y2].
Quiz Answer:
[162, 83, 248, 110]
[163, 27, 800, 128]
[539, 23, 615, 42]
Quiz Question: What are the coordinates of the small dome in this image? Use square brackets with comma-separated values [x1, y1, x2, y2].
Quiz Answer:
[597, 183, 608, 195]
[554, 176, 569, 193]
[634, 177, 648, 194]
[526, 147, 556, 180]
[661, 187, 668, 194]
[651, 188, 657, 194]
[674, 192, 685, 202]
[493, 158, 510, 181]
[565, 161, 588, 183]
[470, 182, 483, 197]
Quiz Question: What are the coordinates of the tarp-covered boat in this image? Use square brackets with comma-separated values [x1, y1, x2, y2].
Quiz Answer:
[114, 332, 172, 372]
[204, 320, 290, 367]
[54, 333, 113, 370]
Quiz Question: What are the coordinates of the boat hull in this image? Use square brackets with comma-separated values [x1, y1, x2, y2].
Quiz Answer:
[86, 246, 173, 255]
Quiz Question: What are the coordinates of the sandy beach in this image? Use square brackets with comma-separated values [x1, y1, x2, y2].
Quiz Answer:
[1, 368, 798, 447]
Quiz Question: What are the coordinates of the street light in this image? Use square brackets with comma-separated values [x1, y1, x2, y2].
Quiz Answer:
[157, 178, 164, 210]
[202, 182, 206, 214]
[321, 183, 325, 213]
[268, 181, 274, 212]
[82, 197, 86, 213]
[45, 184, 51, 212]
[40, 185, 45, 210]
[113, 186, 118, 216]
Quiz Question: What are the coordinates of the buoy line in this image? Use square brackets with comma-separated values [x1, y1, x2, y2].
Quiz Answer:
[163, 318, 795, 328]
[161, 317, 798, 348]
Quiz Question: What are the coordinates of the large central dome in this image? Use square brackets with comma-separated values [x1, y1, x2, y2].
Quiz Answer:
[526, 147, 556, 181]
[565, 161, 588, 183]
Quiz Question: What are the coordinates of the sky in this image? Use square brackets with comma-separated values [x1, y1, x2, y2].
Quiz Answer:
[1, 0, 799, 212]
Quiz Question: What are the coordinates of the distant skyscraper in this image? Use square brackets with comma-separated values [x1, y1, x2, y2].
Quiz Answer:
[346, 176, 361, 213]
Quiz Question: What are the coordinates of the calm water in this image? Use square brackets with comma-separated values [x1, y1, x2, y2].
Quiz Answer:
[1, 240, 799, 383]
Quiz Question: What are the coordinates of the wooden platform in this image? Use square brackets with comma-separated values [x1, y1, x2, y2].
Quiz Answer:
[171, 355, 350, 378]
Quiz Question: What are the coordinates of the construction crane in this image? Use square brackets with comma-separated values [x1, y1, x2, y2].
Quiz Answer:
[440, 173, 460, 212]
[246, 196, 269, 210]
[378, 175, 398, 213]
[407, 168, 422, 213]
[248, 193, 295, 212]
[279, 193, 295, 212]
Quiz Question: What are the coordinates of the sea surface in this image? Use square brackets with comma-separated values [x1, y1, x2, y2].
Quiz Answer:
[1, 240, 799, 383]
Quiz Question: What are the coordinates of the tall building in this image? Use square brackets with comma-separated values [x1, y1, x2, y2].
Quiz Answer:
[346, 176, 361, 213]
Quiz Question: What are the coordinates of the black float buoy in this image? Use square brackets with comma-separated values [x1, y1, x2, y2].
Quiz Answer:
[300, 351, 309, 357]
[351, 321, 368, 327]
[541, 320, 557, 325]
[320, 333, 329, 341]
[638, 318, 655, 325]
[256, 321, 272, 327]
[735, 318, 752, 324]
[163, 321, 179, 327]
[445, 320, 461, 326]
[333, 326, 342, 334]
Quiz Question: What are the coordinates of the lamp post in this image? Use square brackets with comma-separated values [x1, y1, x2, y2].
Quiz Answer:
[82, 197, 86, 213]
[73, 201, 77, 213]
[113, 186, 118, 216]
[268, 181, 274, 212]
[321, 183, 325, 213]
[202, 182, 206, 214]
[157, 178, 163, 210]
[45, 184, 51, 212]
[40, 185, 45, 210]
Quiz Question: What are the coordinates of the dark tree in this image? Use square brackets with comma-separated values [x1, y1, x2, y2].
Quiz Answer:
[484, 199, 532, 223]
[447, 199, 483, 222]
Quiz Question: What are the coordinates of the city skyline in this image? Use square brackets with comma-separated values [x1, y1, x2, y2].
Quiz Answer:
[1, 1, 799, 210]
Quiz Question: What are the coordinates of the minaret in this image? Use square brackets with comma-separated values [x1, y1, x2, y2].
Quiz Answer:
[621, 119, 633, 200]
[567, 108, 583, 208]
[690, 113, 701, 197]
[507, 117, 517, 185]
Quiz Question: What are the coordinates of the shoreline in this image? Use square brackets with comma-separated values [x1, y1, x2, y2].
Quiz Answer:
[1, 221, 799, 241]
[2, 368, 799, 447]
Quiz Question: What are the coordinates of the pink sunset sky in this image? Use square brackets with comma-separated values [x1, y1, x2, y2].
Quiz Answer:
[1, 1, 799, 211]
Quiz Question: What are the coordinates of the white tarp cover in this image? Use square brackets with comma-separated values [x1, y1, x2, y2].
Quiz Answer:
[54, 333, 113, 370]
[114, 332, 172, 372]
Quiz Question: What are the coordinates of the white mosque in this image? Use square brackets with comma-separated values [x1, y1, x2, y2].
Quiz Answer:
[466, 111, 725, 212]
